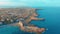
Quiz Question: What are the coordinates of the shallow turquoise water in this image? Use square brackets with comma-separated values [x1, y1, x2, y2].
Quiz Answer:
[0, 7, 60, 34]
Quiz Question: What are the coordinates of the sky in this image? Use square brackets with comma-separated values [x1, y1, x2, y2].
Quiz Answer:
[0, 0, 60, 7]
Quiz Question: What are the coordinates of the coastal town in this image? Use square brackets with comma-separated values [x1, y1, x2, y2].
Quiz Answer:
[0, 8, 36, 24]
[0, 8, 45, 34]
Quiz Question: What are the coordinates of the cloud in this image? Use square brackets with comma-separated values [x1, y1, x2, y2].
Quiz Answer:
[0, 0, 28, 7]
[0, 2, 11, 5]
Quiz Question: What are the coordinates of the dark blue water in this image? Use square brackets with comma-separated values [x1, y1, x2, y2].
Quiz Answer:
[0, 7, 60, 34]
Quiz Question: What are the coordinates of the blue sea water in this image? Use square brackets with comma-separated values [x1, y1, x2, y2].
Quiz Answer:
[0, 7, 60, 34]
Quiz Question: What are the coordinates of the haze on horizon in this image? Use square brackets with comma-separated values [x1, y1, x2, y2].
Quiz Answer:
[0, 0, 60, 7]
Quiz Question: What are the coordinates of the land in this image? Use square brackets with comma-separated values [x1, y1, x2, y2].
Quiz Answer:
[0, 8, 43, 24]
[0, 8, 45, 34]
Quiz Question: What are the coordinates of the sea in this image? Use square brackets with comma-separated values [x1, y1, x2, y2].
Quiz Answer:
[0, 7, 60, 34]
